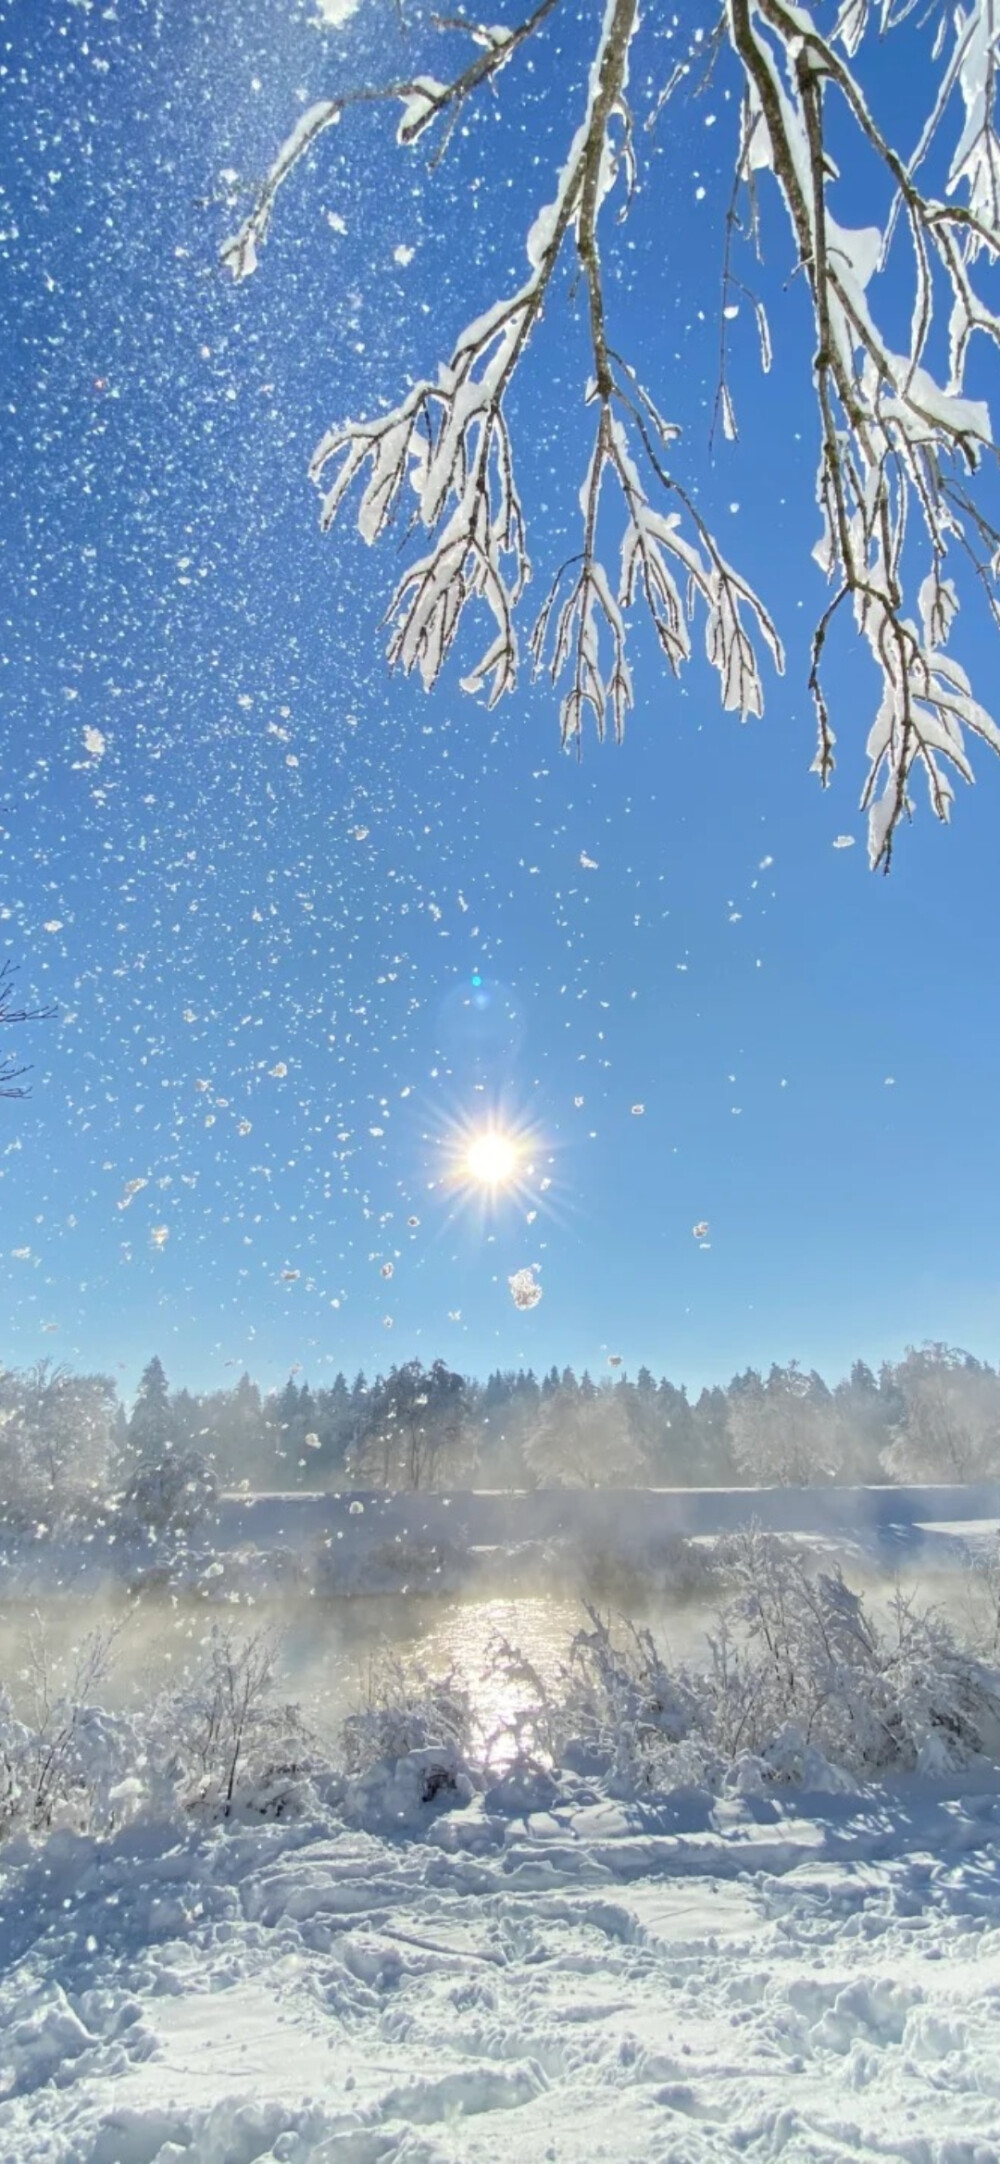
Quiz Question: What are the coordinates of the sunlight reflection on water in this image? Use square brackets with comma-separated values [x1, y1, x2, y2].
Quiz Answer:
[283, 1590, 720, 1764]
[0, 1552, 986, 1769]
[283, 1593, 587, 1762]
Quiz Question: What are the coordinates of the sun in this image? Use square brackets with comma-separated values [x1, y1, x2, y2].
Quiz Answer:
[463, 1129, 521, 1188]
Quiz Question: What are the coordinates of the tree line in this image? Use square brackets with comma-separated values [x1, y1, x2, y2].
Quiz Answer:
[0, 1342, 998, 1527]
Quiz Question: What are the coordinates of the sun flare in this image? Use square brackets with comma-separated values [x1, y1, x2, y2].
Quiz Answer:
[464, 1129, 520, 1188]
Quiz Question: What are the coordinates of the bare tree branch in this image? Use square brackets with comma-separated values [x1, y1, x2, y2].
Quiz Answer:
[0, 962, 55, 1101]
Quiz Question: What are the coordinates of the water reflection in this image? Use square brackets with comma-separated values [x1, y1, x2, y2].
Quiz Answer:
[283, 1593, 586, 1764]
[0, 1556, 988, 1768]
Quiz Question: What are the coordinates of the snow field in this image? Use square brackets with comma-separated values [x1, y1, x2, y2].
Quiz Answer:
[2, 1779, 1000, 2163]
[3, 1515, 1000, 2160]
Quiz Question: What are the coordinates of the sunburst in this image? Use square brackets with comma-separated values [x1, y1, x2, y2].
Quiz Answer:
[463, 1128, 521, 1189]
[440, 1110, 544, 1216]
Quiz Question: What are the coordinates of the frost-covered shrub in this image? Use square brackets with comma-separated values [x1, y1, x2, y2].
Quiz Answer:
[0, 1619, 322, 1843]
[0, 1696, 147, 1835]
[559, 1608, 709, 1795]
[340, 1649, 475, 1821]
[486, 1610, 711, 1794]
[0, 1623, 146, 1835]
[153, 1623, 315, 1820]
[705, 1525, 1000, 1778]
[487, 1535, 1000, 1797]
[342, 1649, 472, 1775]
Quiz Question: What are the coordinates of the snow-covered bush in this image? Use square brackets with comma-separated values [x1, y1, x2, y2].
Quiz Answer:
[559, 1608, 709, 1795]
[154, 1623, 315, 1819]
[340, 1649, 476, 1821]
[0, 1621, 146, 1836]
[484, 1612, 712, 1795]
[704, 1525, 1000, 1778]
[342, 1648, 472, 1774]
[487, 1534, 1000, 1797]
[0, 1693, 146, 1837]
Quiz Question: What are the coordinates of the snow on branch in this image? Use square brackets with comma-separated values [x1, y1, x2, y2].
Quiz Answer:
[221, 0, 562, 281]
[729, 0, 1000, 862]
[224, 0, 1000, 864]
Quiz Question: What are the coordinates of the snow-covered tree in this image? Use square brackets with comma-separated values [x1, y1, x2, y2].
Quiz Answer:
[525, 1379, 649, 1486]
[882, 1342, 1000, 1482]
[126, 1356, 174, 1467]
[122, 1450, 218, 1540]
[0, 1361, 118, 1525]
[726, 1360, 845, 1484]
[350, 1359, 471, 1488]
[225, 0, 1000, 866]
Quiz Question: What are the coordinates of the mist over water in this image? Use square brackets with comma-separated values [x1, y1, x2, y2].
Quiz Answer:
[1, 1535, 991, 1755]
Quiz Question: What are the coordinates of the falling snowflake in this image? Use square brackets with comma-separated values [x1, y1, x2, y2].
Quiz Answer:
[149, 1225, 169, 1248]
[315, 0, 360, 24]
[833, 834, 856, 849]
[692, 1220, 709, 1239]
[82, 725, 106, 761]
[508, 1266, 542, 1311]
[579, 851, 598, 869]
[304, 1431, 321, 1450]
[269, 1062, 288, 1079]
[631, 1104, 645, 1117]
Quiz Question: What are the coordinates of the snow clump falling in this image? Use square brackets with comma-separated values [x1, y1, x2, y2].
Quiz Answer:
[508, 1266, 542, 1310]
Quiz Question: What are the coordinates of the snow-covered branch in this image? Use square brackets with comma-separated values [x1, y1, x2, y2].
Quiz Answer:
[224, 0, 1000, 864]
[729, 0, 1000, 861]
[221, 0, 562, 280]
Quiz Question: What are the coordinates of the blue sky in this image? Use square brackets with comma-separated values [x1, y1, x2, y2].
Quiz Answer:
[1, 0, 999, 1402]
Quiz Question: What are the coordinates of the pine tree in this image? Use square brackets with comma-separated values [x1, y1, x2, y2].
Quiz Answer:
[127, 1356, 174, 1466]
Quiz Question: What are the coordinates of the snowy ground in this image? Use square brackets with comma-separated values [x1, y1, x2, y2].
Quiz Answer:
[3, 1777, 1000, 2164]
[3, 1497, 1000, 2161]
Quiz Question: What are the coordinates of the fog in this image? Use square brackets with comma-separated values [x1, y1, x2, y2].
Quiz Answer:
[1, 1526, 993, 1760]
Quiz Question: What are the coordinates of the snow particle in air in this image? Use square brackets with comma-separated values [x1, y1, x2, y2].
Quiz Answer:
[508, 1266, 542, 1310]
